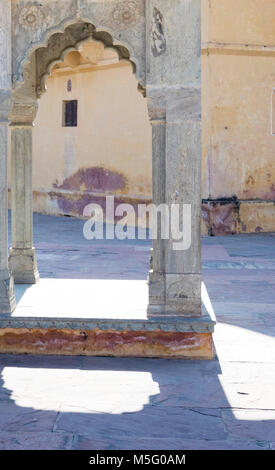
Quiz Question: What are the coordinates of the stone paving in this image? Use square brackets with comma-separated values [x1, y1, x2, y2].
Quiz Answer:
[0, 213, 274, 449]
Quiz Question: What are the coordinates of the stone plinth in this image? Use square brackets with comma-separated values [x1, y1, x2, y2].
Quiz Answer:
[0, 309, 215, 359]
[0, 328, 214, 359]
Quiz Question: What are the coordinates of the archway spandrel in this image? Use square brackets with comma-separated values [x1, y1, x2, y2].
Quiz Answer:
[11, 1, 146, 92]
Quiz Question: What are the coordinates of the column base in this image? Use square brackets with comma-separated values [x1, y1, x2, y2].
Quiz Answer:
[9, 248, 40, 284]
[147, 303, 201, 318]
[0, 275, 16, 314]
[148, 270, 202, 317]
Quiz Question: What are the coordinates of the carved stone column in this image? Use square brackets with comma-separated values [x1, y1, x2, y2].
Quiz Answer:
[0, 0, 16, 313]
[9, 102, 39, 284]
[147, 92, 166, 308]
[0, 115, 17, 312]
[146, 0, 202, 317]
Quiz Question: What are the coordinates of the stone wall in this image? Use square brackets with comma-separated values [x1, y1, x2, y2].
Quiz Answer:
[6, 0, 274, 234]
[202, 0, 275, 234]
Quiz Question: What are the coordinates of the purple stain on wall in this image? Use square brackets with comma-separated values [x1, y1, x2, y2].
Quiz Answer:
[55, 193, 107, 217]
[52, 193, 142, 220]
[53, 167, 126, 193]
[202, 201, 237, 236]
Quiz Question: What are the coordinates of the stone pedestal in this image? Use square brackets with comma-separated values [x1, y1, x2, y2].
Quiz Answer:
[9, 248, 39, 285]
[0, 309, 216, 359]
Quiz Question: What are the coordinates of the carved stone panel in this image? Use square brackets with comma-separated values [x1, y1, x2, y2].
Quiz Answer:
[11, 0, 78, 86]
[11, 0, 146, 90]
[79, 0, 146, 86]
[146, 0, 201, 87]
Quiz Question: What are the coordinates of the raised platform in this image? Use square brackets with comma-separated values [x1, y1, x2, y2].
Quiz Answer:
[0, 280, 215, 359]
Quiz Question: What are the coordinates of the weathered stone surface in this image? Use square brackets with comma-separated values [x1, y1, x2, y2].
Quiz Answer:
[148, 273, 202, 317]
[74, 436, 269, 450]
[0, 431, 73, 450]
[202, 200, 238, 236]
[151, 380, 275, 410]
[57, 406, 227, 440]
[10, 126, 33, 251]
[0, 278, 16, 314]
[222, 410, 275, 442]
[146, 0, 201, 87]
[201, 200, 275, 236]
[165, 120, 201, 274]
[0, 328, 214, 359]
[0, 403, 58, 432]
[145, 0, 202, 317]
[9, 248, 39, 284]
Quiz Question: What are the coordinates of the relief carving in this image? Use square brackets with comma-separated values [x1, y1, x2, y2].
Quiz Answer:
[112, 1, 141, 29]
[19, 4, 45, 32]
[151, 7, 166, 57]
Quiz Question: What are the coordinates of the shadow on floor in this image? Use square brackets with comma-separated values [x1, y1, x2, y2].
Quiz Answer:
[3, 214, 275, 449]
[0, 354, 272, 450]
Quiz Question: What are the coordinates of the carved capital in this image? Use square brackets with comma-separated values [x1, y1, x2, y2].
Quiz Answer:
[146, 86, 166, 122]
[9, 101, 38, 126]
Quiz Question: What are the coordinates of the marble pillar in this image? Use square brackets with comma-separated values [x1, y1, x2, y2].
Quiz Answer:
[9, 104, 39, 284]
[0, 122, 16, 312]
[146, 0, 202, 317]
[0, 0, 16, 313]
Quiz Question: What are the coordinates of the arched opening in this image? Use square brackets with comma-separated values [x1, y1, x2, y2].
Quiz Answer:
[0, 2, 214, 359]
[9, 22, 153, 320]
[32, 38, 152, 221]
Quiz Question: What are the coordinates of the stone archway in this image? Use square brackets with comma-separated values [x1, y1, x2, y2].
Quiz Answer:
[9, 20, 144, 286]
[0, 0, 215, 359]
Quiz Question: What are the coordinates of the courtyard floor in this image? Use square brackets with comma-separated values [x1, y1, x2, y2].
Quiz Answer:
[0, 213, 275, 450]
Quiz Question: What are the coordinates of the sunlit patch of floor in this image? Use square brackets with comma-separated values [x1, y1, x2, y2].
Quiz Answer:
[13, 280, 214, 321]
[13, 279, 148, 319]
[2, 368, 160, 414]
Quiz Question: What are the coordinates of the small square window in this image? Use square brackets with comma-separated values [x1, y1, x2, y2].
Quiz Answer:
[63, 100, 77, 127]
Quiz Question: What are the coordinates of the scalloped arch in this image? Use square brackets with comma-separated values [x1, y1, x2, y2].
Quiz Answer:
[14, 19, 145, 102]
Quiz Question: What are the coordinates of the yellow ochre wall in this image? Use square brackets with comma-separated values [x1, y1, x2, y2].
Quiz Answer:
[31, 44, 152, 218]
[17, 1, 275, 234]
[201, 0, 275, 234]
